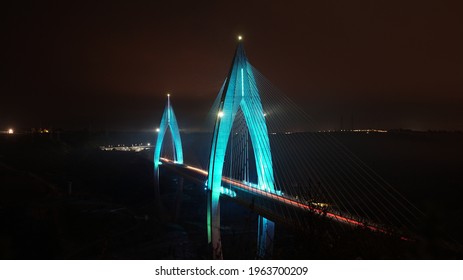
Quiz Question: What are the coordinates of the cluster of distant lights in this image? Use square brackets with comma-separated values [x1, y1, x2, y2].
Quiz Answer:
[317, 129, 388, 133]
[100, 143, 152, 152]
[103, 143, 151, 147]
[3, 128, 50, 134]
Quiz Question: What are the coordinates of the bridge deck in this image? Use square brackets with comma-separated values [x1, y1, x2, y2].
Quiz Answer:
[159, 158, 408, 240]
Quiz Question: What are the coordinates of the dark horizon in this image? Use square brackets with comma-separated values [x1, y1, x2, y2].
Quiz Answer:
[3, 0, 463, 132]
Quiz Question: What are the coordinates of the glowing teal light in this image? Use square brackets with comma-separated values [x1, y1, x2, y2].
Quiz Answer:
[207, 42, 275, 258]
[220, 186, 237, 198]
[154, 95, 183, 173]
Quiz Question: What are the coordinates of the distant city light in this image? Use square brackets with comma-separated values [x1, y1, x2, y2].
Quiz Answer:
[263, 113, 267, 117]
[7, 128, 14, 134]
[238, 35, 242, 41]
[156, 128, 160, 132]
[218, 111, 224, 118]
[99, 143, 153, 153]
[316, 129, 388, 133]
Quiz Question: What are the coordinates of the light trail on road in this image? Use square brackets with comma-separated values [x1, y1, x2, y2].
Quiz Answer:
[160, 158, 408, 240]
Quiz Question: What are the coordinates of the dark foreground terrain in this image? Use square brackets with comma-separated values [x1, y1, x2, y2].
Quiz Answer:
[0, 130, 462, 259]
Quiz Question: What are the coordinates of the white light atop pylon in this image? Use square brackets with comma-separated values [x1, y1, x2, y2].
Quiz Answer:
[167, 93, 170, 97]
[238, 35, 242, 41]
[218, 111, 224, 118]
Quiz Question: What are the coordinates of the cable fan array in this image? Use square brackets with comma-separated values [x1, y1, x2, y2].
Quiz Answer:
[197, 62, 423, 239]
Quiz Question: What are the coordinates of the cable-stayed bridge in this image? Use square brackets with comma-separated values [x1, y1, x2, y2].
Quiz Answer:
[153, 38, 422, 259]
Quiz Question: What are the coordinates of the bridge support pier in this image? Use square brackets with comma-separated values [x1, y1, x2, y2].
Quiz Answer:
[153, 168, 163, 215]
[173, 176, 184, 221]
[207, 189, 223, 259]
[257, 217, 274, 258]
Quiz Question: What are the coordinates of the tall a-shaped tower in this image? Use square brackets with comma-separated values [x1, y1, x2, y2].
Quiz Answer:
[207, 37, 276, 259]
[154, 94, 184, 181]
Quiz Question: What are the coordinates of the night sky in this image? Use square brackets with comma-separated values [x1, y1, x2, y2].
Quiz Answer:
[3, 0, 463, 131]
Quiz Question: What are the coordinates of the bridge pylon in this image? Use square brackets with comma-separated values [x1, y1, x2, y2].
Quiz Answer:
[154, 94, 184, 200]
[207, 39, 276, 259]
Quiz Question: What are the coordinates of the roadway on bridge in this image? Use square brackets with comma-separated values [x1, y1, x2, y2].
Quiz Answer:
[159, 158, 406, 240]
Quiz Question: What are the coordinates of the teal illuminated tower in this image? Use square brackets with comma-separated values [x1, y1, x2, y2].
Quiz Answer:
[207, 37, 275, 259]
[154, 94, 184, 181]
